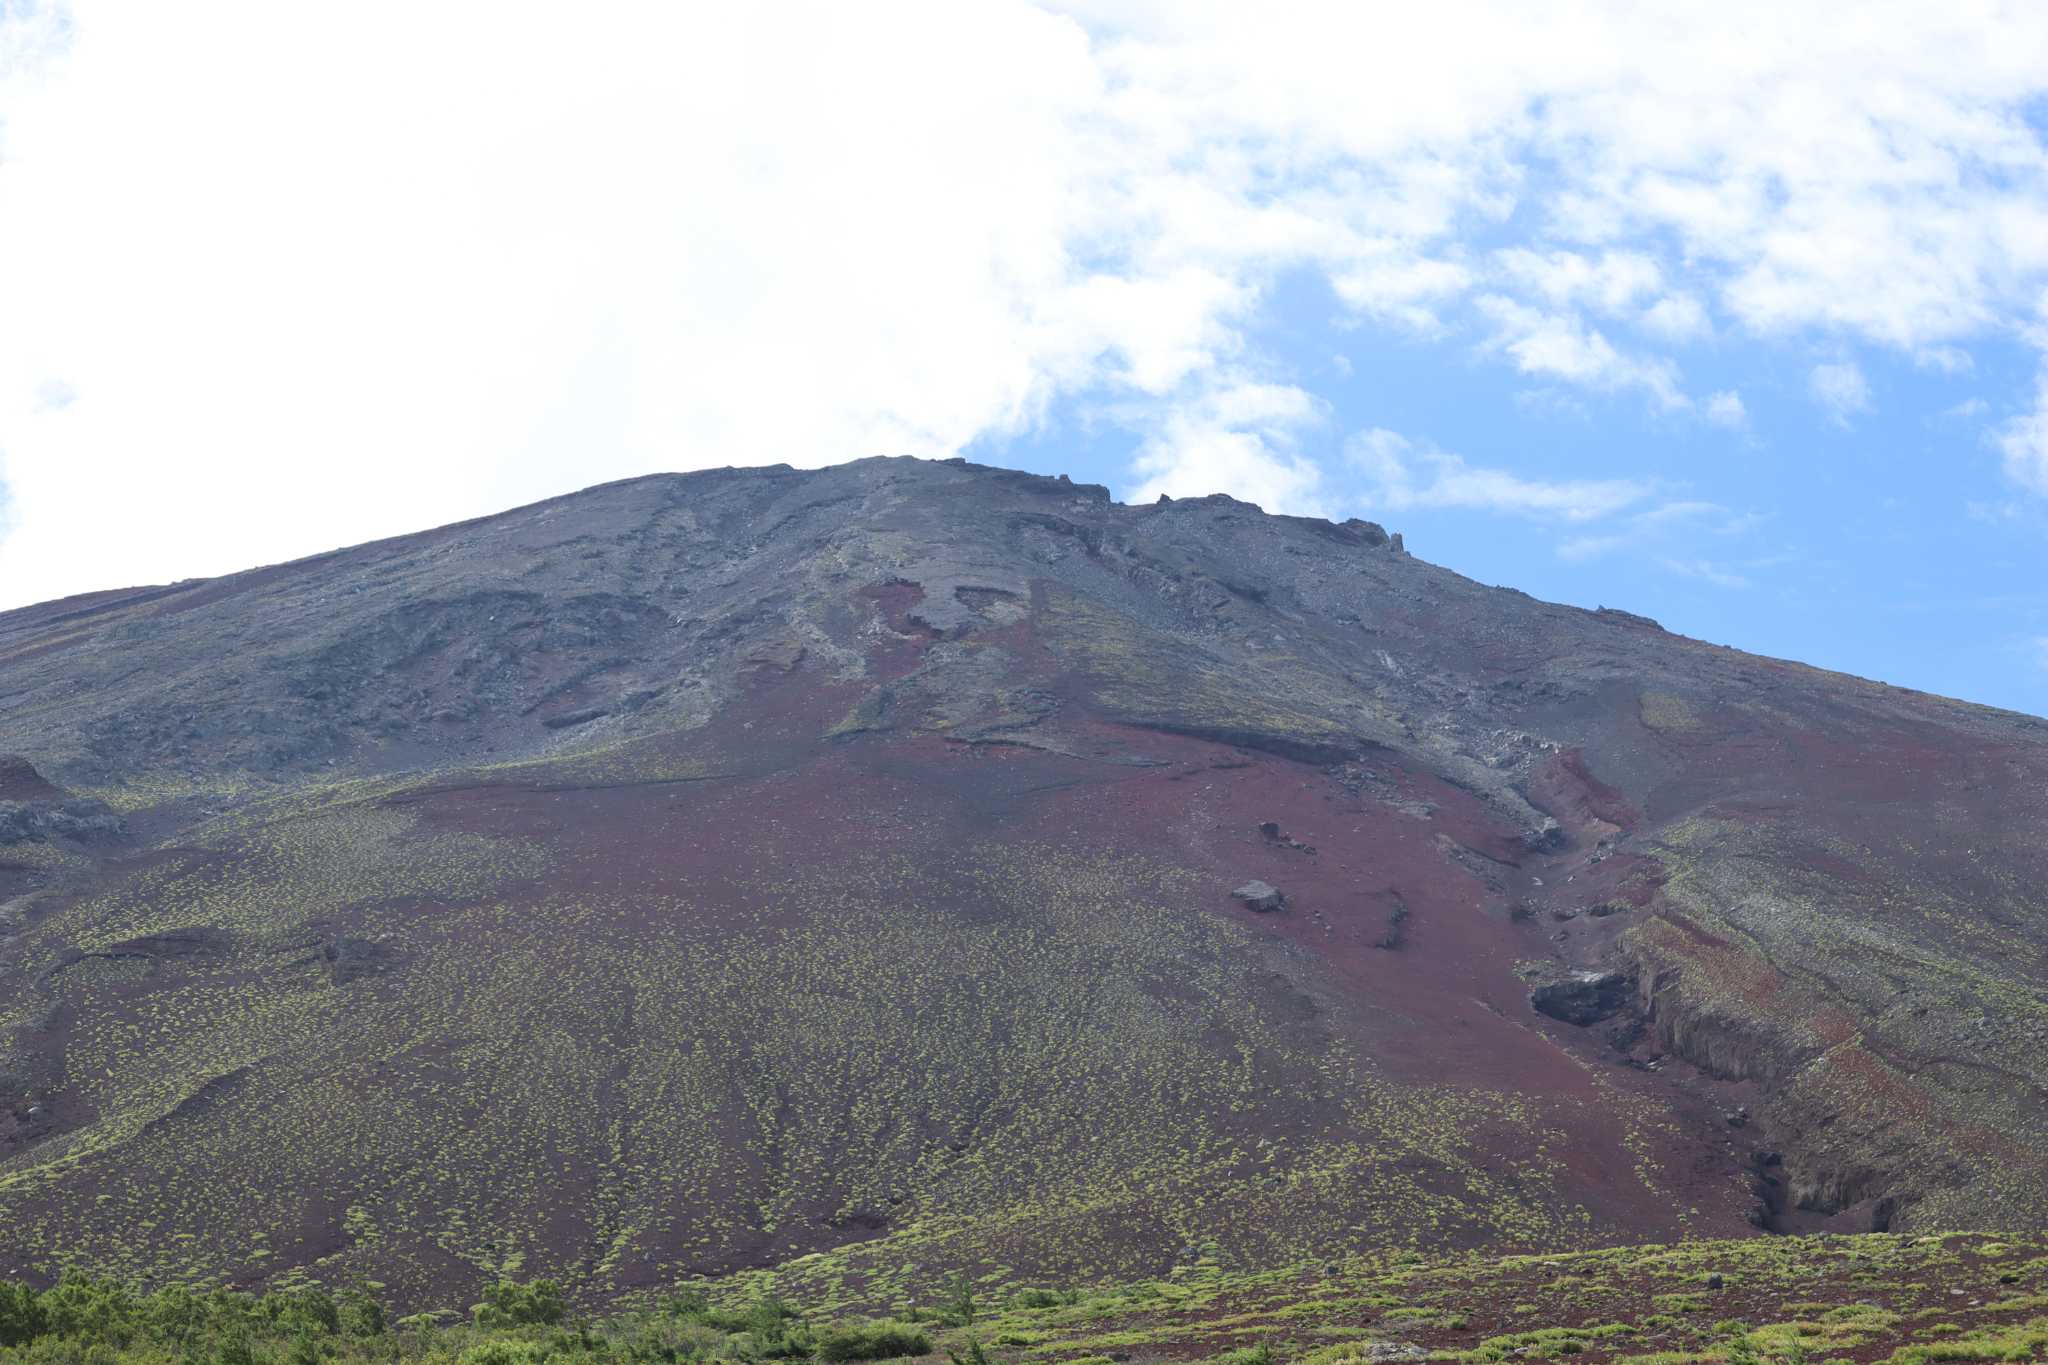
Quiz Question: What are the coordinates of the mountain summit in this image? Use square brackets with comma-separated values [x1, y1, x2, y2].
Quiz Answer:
[2, 456, 2044, 1305]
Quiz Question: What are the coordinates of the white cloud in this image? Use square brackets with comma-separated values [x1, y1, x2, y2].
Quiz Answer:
[1126, 381, 1327, 513]
[1556, 499, 1743, 561]
[1999, 373, 2048, 494]
[1916, 345, 1974, 374]
[0, 1, 67, 76]
[1329, 254, 1474, 334]
[1716, 511, 1768, 537]
[1705, 390, 1748, 428]
[1474, 296, 1689, 409]
[30, 379, 77, 413]
[1809, 362, 1873, 426]
[1351, 428, 1649, 522]
[1641, 293, 1713, 342]
[1493, 248, 1663, 315]
[9, 4, 2048, 603]
[1660, 557, 1752, 589]
[1966, 498, 2026, 523]
[0, 2, 1165, 605]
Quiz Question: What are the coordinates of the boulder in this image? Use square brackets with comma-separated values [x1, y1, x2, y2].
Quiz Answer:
[1529, 970, 1633, 1025]
[1232, 880, 1285, 913]
[0, 798, 125, 847]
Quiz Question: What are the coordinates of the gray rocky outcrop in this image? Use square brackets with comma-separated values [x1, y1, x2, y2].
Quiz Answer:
[1530, 970, 1634, 1025]
[1232, 881, 1285, 912]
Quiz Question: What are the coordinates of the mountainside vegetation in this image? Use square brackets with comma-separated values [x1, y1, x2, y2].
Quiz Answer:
[2, 1232, 2043, 1365]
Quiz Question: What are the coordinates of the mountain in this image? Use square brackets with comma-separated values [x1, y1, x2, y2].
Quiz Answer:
[1, 456, 2044, 1309]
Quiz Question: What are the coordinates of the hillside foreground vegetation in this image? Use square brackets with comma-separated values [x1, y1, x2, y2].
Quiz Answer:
[2, 1232, 2044, 1365]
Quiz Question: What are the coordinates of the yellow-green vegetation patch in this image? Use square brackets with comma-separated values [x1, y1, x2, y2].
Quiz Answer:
[1637, 691, 1702, 734]
[5, 1231, 2047, 1365]
[1037, 584, 1364, 757]
[0, 827, 1597, 1304]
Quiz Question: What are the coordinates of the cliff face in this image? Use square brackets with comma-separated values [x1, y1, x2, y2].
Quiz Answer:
[1, 456, 2044, 1306]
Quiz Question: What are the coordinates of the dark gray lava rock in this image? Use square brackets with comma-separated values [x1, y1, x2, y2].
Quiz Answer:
[0, 755, 60, 802]
[1257, 821, 1317, 853]
[1530, 970, 1634, 1025]
[0, 798, 125, 847]
[1232, 881, 1285, 913]
[324, 935, 394, 985]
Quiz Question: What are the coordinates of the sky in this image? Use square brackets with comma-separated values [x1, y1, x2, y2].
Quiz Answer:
[4, 4, 2048, 716]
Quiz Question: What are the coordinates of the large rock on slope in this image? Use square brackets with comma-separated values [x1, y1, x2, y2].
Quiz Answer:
[0, 756, 60, 802]
[1233, 881, 1285, 912]
[1530, 970, 1634, 1026]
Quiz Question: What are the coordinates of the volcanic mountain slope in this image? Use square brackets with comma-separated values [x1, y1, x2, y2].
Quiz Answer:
[0, 457, 2044, 1308]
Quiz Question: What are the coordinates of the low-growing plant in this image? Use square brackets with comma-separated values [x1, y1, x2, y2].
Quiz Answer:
[0, 1280, 47, 1347]
[1211, 1344, 1277, 1365]
[815, 1319, 932, 1361]
[942, 1275, 978, 1327]
[475, 1279, 568, 1330]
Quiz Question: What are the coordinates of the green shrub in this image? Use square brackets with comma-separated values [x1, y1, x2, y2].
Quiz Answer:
[264, 1287, 341, 1336]
[815, 1319, 933, 1361]
[0, 1281, 48, 1347]
[37, 1274, 139, 1346]
[742, 1297, 801, 1339]
[135, 1283, 206, 1344]
[337, 1287, 386, 1338]
[462, 1340, 555, 1365]
[217, 1326, 258, 1365]
[474, 1280, 567, 1329]
[941, 1275, 977, 1327]
[663, 1289, 713, 1320]
[1211, 1345, 1276, 1365]
[686, 1295, 813, 1359]
[616, 1315, 729, 1361]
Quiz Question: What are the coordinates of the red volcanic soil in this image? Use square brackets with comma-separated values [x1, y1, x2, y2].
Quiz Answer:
[1015, 754, 1746, 1238]
[411, 657, 1766, 1263]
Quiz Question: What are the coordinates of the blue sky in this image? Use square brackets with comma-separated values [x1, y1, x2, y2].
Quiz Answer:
[5, 3, 2048, 717]
[988, 269, 2048, 715]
